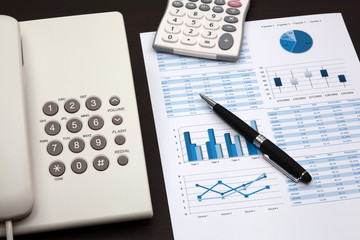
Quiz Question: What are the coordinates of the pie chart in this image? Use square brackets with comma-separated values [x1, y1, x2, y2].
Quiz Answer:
[280, 30, 313, 53]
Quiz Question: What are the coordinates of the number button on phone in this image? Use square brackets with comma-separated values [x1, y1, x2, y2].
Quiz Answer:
[88, 116, 104, 130]
[47, 140, 63, 156]
[49, 161, 65, 177]
[43, 101, 59, 116]
[86, 96, 101, 111]
[69, 138, 85, 153]
[93, 155, 109, 171]
[71, 158, 87, 174]
[45, 121, 61, 136]
[64, 99, 80, 113]
[90, 135, 107, 150]
[66, 118, 82, 133]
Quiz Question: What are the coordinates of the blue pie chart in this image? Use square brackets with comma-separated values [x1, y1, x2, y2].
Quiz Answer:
[280, 30, 313, 53]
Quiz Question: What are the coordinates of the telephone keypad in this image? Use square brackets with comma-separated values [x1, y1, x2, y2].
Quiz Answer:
[44, 96, 128, 177]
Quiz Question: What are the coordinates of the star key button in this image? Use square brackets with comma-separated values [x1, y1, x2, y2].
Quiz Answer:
[49, 161, 65, 177]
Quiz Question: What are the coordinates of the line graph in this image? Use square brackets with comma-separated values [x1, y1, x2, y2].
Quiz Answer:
[196, 173, 270, 201]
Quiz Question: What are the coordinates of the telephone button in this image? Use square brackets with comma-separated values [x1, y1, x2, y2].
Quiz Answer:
[88, 115, 104, 130]
[112, 115, 123, 125]
[49, 161, 65, 177]
[86, 96, 101, 111]
[66, 118, 83, 133]
[47, 140, 63, 156]
[71, 158, 87, 174]
[93, 155, 109, 171]
[43, 101, 59, 116]
[117, 155, 129, 166]
[64, 99, 80, 113]
[109, 96, 120, 106]
[90, 135, 107, 150]
[69, 138, 85, 153]
[115, 135, 126, 145]
[45, 121, 61, 136]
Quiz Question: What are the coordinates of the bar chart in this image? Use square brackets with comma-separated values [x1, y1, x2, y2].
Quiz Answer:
[264, 59, 352, 98]
[180, 121, 261, 162]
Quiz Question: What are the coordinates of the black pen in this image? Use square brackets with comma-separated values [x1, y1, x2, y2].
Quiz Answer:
[200, 94, 312, 183]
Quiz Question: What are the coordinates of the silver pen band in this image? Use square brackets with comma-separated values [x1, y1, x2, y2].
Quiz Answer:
[253, 134, 267, 148]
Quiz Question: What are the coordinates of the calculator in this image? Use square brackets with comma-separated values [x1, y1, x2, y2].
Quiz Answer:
[153, 0, 250, 61]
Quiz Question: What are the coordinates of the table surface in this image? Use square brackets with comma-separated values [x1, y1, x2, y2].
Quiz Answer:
[0, 0, 359, 239]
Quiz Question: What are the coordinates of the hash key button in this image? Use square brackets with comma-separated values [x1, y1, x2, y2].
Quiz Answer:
[93, 156, 109, 171]
[219, 33, 234, 50]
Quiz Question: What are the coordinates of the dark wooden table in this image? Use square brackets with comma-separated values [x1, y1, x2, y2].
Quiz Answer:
[0, 0, 359, 239]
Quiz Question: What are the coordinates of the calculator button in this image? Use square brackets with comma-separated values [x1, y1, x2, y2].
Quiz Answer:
[91, 135, 107, 150]
[64, 99, 80, 113]
[219, 33, 234, 50]
[183, 27, 199, 37]
[222, 24, 237, 32]
[185, 19, 201, 28]
[170, 8, 186, 17]
[199, 4, 210, 11]
[201, 0, 212, 3]
[199, 39, 216, 48]
[47, 140, 63, 156]
[228, 0, 242, 7]
[226, 8, 240, 15]
[112, 115, 123, 125]
[187, 11, 204, 19]
[212, 6, 224, 13]
[162, 34, 179, 43]
[49, 161, 65, 177]
[88, 115, 104, 130]
[214, 0, 225, 5]
[165, 25, 181, 34]
[43, 101, 59, 116]
[86, 96, 101, 111]
[202, 30, 218, 39]
[109, 96, 120, 106]
[45, 121, 61, 136]
[224, 16, 239, 23]
[69, 138, 85, 153]
[115, 135, 126, 145]
[206, 13, 222, 21]
[71, 158, 87, 174]
[168, 17, 183, 25]
[93, 156, 109, 171]
[172, 1, 184, 8]
[117, 155, 129, 166]
[181, 37, 197, 46]
[204, 22, 220, 30]
[186, 2, 197, 10]
[189, 0, 199, 1]
[66, 118, 82, 133]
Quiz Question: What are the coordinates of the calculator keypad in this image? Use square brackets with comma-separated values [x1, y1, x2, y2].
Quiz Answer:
[43, 96, 128, 177]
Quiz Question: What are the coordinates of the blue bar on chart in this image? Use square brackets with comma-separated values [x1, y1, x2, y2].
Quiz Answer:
[320, 69, 328, 77]
[184, 132, 203, 161]
[274, 77, 282, 87]
[224, 133, 243, 157]
[206, 129, 223, 159]
[245, 121, 260, 155]
[338, 75, 347, 83]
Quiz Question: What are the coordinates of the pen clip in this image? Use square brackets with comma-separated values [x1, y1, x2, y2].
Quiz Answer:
[262, 154, 299, 183]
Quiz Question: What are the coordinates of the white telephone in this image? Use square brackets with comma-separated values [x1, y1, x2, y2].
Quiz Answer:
[0, 12, 152, 238]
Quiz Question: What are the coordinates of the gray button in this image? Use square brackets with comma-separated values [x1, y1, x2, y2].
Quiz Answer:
[66, 118, 82, 133]
[90, 135, 107, 150]
[109, 96, 120, 106]
[88, 115, 104, 130]
[49, 161, 65, 177]
[212, 6, 224, 13]
[64, 99, 80, 113]
[218, 33, 234, 50]
[93, 155, 109, 171]
[222, 24, 237, 32]
[69, 138, 85, 153]
[224, 16, 238, 23]
[45, 121, 61, 136]
[189, 0, 199, 1]
[199, 4, 210, 11]
[47, 140, 63, 156]
[112, 115, 123, 125]
[117, 155, 129, 166]
[214, 0, 225, 5]
[172, 1, 184, 8]
[226, 8, 240, 15]
[115, 135, 126, 145]
[71, 158, 87, 174]
[86, 96, 101, 111]
[43, 101, 59, 116]
[201, 0, 212, 3]
[186, 2, 197, 9]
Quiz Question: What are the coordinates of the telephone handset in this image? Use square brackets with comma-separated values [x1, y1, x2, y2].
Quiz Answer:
[0, 12, 152, 237]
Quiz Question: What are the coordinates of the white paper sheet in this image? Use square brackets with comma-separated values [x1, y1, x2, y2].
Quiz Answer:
[140, 13, 360, 240]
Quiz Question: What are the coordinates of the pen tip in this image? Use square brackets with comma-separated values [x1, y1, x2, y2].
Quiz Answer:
[199, 94, 217, 108]
[301, 172, 312, 183]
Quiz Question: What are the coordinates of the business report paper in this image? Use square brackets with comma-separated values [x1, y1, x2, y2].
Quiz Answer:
[140, 13, 360, 240]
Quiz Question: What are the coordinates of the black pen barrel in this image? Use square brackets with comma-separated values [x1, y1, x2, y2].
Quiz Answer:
[213, 104, 259, 142]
